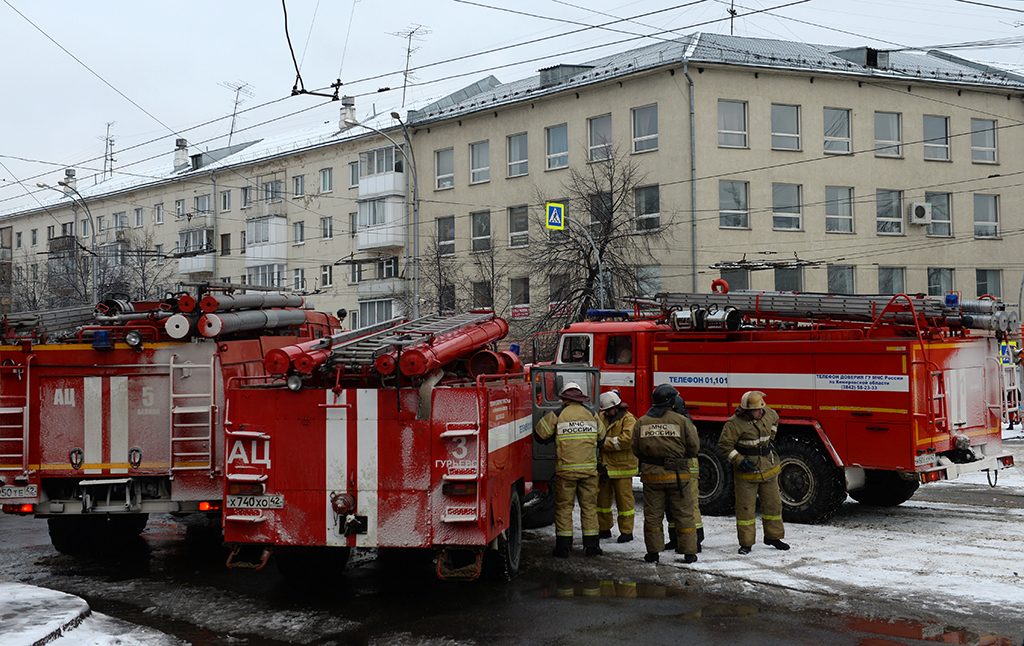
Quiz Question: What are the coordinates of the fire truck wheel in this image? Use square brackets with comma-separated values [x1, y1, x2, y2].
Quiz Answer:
[848, 470, 920, 507]
[275, 546, 350, 581]
[775, 435, 847, 524]
[486, 488, 523, 581]
[697, 432, 735, 516]
[522, 485, 556, 529]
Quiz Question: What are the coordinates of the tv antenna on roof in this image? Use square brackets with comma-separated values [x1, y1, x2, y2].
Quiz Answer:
[220, 81, 255, 145]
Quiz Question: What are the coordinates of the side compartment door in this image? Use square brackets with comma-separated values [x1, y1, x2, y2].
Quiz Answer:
[530, 365, 600, 482]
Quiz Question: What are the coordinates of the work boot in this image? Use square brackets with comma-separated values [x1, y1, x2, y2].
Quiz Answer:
[738, 545, 752, 555]
[644, 552, 659, 563]
[681, 553, 697, 564]
[553, 536, 572, 558]
[583, 535, 603, 557]
[616, 533, 633, 544]
[598, 529, 612, 539]
[664, 534, 678, 551]
[697, 527, 705, 544]
[764, 538, 790, 551]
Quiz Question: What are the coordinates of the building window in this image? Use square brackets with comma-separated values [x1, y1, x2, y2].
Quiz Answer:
[359, 299, 393, 328]
[134, 208, 144, 227]
[925, 192, 951, 237]
[507, 134, 528, 177]
[546, 124, 568, 169]
[823, 107, 851, 154]
[878, 267, 905, 294]
[509, 205, 528, 248]
[974, 194, 999, 238]
[511, 277, 530, 306]
[721, 268, 749, 291]
[113, 212, 127, 230]
[971, 119, 997, 163]
[155, 244, 164, 265]
[293, 221, 305, 244]
[719, 180, 749, 228]
[359, 147, 396, 177]
[96, 217, 105, 233]
[262, 181, 282, 203]
[358, 198, 387, 228]
[928, 268, 954, 296]
[178, 228, 212, 254]
[637, 265, 661, 297]
[80, 220, 90, 237]
[771, 104, 800, 150]
[376, 257, 397, 279]
[154, 204, 163, 224]
[31, 229, 37, 246]
[470, 141, 490, 183]
[772, 183, 801, 230]
[874, 111, 901, 157]
[15, 232, 21, 248]
[47, 225, 56, 239]
[471, 210, 491, 252]
[293, 175, 304, 198]
[349, 161, 359, 187]
[472, 281, 493, 308]
[632, 104, 658, 153]
[195, 195, 211, 217]
[588, 115, 612, 161]
[437, 216, 455, 256]
[589, 192, 612, 236]
[634, 185, 660, 231]
[221, 233, 230, 255]
[439, 284, 456, 313]
[31, 265, 37, 280]
[718, 100, 747, 147]
[923, 115, 950, 160]
[247, 217, 271, 245]
[320, 167, 333, 192]
[825, 186, 853, 233]
[321, 217, 333, 240]
[321, 264, 333, 287]
[977, 269, 1001, 298]
[775, 267, 802, 292]
[349, 262, 363, 284]
[876, 189, 903, 235]
[247, 264, 286, 288]
[293, 268, 305, 291]
[827, 265, 855, 294]
[62, 222, 74, 236]
[241, 187, 254, 207]
[175, 199, 185, 218]
[436, 148, 454, 188]
[349, 212, 357, 237]
[240, 231, 246, 253]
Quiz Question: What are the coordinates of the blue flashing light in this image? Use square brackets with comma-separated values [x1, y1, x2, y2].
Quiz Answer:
[509, 344, 520, 356]
[92, 329, 113, 351]
[944, 293, 959, 308]
[586, 309, 634, 321]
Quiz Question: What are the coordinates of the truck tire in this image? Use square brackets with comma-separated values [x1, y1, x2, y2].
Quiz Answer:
[775, 435, 847, 524]
[522, 484, 555, 529]
[47, 516, 102, 554]
[697, 432, 735, 516]
[276, 546, 350, 581]
[848, 470, 920, 507]
[486, 489, 522, 581]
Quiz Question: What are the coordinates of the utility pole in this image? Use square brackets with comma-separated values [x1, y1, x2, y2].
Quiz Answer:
[219, 81, 254, 146]
[388, 25, 431, 107]
[729, 0, 737, 35]
[99, 122, 116, 181]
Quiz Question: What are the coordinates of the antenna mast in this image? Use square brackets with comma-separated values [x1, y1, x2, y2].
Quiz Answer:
[388, 25, 431, 107]
[99, 122, 117, 180]
[219, 81, 255, 145]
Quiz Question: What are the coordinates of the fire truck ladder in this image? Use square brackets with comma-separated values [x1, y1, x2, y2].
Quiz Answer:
[2, 305, 96, 340]
[169, 355, 216, 472]
[0, 359, 31, 475]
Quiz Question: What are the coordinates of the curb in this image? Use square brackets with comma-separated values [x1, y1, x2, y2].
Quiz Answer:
[0, 582, 92, 646]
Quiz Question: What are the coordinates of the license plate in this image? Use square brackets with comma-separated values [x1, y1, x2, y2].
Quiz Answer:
[226, 494, 284, 509]
[915, 453, 936, 467]
[0, 484, 38, 499]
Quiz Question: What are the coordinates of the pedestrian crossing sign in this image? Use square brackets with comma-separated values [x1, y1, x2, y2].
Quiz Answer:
[546, 202, 565, 230]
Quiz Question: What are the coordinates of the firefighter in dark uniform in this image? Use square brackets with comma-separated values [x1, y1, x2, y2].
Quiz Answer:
[718, 390, 790, 554]
[665, 395, 704, 552]
[596, 390, 638, 543]
[633, 384, 700, 564]
[534, 382, 607, 557]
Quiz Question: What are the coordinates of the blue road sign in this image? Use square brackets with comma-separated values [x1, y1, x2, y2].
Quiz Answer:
[546, 202, 565, 230]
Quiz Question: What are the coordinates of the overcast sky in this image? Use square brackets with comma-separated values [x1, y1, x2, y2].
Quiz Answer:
[3, 0, 1024, 214]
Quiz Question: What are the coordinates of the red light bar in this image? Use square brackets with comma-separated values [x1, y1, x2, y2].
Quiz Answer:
[998, 456, 1015, 468]
[442, 482, 478, 496]
[1, 503, 34, 514]
[920, 470, 946, 484]
[199, 501, 221, 511]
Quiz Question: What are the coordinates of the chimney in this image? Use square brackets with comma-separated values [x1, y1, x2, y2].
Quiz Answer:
[62, 168, 77, 194]
[339, 96, 356, 130]
[173, 138, 189, 171]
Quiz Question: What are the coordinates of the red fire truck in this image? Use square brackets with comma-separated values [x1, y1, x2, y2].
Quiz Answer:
[220, 311, 588, 580]
[538, 289, 1017, 524]
[0, 288, 340, 552]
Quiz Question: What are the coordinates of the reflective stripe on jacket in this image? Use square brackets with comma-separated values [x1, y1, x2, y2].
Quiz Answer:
[718, 407, 781, 479]
[599, 409, 638, 478]
[632, 410, 699, 483]
[535, 402, 606, 478]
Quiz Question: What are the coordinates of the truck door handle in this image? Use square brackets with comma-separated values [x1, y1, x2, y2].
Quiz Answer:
[851, 412, 872, 417]
[866, 426, 889, 431]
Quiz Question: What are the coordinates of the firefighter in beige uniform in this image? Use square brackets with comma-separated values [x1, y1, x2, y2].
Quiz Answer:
[718, 390, 790, 554]
[534, 382, 607, 557]
[596, 391, 638, 543]
[633, 384, 700, 564]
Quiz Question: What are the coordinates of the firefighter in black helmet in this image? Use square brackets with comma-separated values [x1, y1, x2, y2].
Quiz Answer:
[718, 390, 790, 555]
[632, 384, 700, 564]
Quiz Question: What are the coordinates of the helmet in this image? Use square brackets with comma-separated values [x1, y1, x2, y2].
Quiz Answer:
[559, 382, 589, 403]
[652, 384, 678, 406]
[599, 391, 622, 411]
[671, 394, 689, 415]
[739, 391, 766, 410]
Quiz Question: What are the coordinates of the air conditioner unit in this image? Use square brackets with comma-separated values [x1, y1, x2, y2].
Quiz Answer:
[908, 202, 932, 225]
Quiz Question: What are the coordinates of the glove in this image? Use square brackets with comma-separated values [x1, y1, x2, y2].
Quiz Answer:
[738, 458, 757, 473]
[597, 463, 609, 484]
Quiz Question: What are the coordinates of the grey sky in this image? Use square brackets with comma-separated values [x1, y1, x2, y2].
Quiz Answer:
[3, 0, 1023, 214]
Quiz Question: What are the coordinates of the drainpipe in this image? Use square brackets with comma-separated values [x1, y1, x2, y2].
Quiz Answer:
[210, 171, 217, 281]
[684, 62, 698, 291]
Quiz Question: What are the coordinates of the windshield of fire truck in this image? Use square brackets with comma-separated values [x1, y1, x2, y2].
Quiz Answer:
[558, 334, 592, 365]
[534, 369, 598, 407]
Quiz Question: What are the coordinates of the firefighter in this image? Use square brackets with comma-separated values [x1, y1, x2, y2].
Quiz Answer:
[596, 390, 638, 543]
[633, 384, 700, 564]
[534, 381, 607, 558]
[664, 395, 704, 553]
[718, 390, 790, 555]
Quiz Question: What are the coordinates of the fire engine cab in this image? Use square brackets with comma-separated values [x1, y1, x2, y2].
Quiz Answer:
[542, 289, 1017, 524]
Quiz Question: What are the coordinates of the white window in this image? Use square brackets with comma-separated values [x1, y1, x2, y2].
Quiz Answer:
[320, 167, 333, 192]
[874, 112, 901, 157]
[719, 180, 748, 228]
[242, 186, 254, 207]
[771, 104, 800, 150]
[15, 231, 21, 248]
[588, 115, 611, 161]
[637, 265, 661, 297]
[293, 175, 304, 198]
[827, 265, 855, 294]
[349, 161, 359, 187]
[262, 181, 282, 203]
[876, 189, 903, 235]
[31, 229, 37, 246]
[471, 211, 490, 252]
[377, 257, 397, 279]
[509, 205, 529, 248]
[632, 104, 658, 153]
[293, 268, 305, 291]
[61, 222, 74, 236]
[438, 216, 455, 256]
[80, 220, 90, 237]
[175, 199, 185, 218]
[359, 299, 393, 328]
[359, 147, 396, 177]
[511, 277, 530, 306]
[977, 269, 1001, 299]
[293, 221, 305, 244]
[221, 190, 231, 211]
[718, 100, 747, 147]
[195, 194, 211, 216]
[358, 198, 387, 228]
[589, 192, 612, 236]
[928, 268, 954, 296]
[823, 107, 851, 154]
[349, 213, 357, 237]
[773, 184, 802, 230]
[974, 194, 999, 238]
[925, 192, 951, 237]
[546, 124, 568, 169]
[247, 264, 286, 288]
[96, 217, 105, 233]
[155, 244, 164, 265]
[971, 119, 997, 163]
[321, 217, 333, 240]
[634, 185, 660, 231]
[134, 208, 144, 227]
[775, 267, 802, 292]
[154, 204, 163, 224]
[470, 141, 490, 183]
[923, 115, 950, 160]
[247, 217, 271, 245]
[436, 148, 454, 188]
[178, 228, 212, 253]
[113, 211, 127, 230]
[321, 264, 333, 287]
[507, 134, 528, 177]
[349, 262, 363, 284]
[825, 186, 853, 233]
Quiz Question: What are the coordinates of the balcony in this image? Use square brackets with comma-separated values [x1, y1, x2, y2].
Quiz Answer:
[245, 215, 288, 269]
[357, 199, 406, 252]
[179, 253, 215, 274]
[357, 277, 405, 300]
[359, 170, 404, 198]
[178, 211, 213, 230]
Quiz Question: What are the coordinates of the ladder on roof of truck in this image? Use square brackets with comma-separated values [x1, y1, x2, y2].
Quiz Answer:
[2, 305, 96, 340]
[169, 354, 215, 472]
[0, 359, 32, 475]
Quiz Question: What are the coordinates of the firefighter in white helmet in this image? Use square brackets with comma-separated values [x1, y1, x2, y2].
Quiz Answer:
[534, 381, 607, 557]
[718, 390, 790, 554]
[596, 390, 638, 543]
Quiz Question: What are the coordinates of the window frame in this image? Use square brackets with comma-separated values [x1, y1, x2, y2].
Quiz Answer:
[825, 186, 854, 233]
[772, 183, 802, 230]
[973, 193, 999, 238]
[321, 264, 334, 287]
[976, 268, 1001, 299]
[719, 180, 749, 229]
[509, 205, 529, 248]
[875, 189, 903, 235]
[545, 124, 568, 170]
[588, 114, 612, 161]
[293, 221, 305, 245]
[510, 276, 530, 307]
[320, 167, 333, 192]
[971, 118, 997, 163]
[631, 104, 658, 153]
[770, 103, 801, 150]
[293, 175, 305, 198]
[924, 192, 952, 237]
[471, 210, 491, 252]
[470, 140, 490, 184]
[874, 111, 902, 157]
[221, 190, 231, 212]
[154, 204, 163, 225]
[923, 115, 950, 160]
[134, 208, 144, 228]
[321, 216, 334, 240]
[823, 107, 851, 154]
[435, 148, 455, 189]
[928, 267, 954, 296]
[634, 185, 660, 232]
[437, 216, 455, 256]
[507, 134, 528, 177]
[774, 267, 803, 292]
[349, 161, 359, 187]
[718, 100, 748, 148]
[827, 264, 855, 294]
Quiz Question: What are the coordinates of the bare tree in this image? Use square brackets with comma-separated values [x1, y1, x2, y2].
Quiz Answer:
[416, 233, 465, 316]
